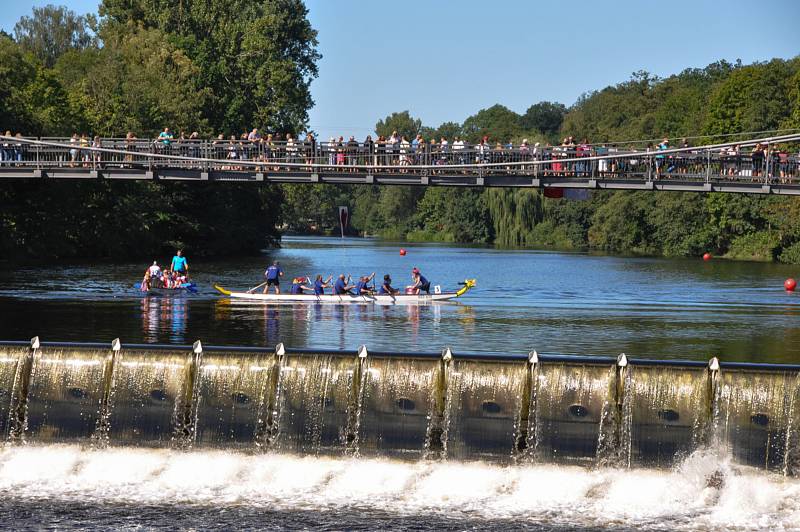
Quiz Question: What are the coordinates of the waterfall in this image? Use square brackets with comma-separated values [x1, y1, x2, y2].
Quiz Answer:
[358, 355, 439, 459]
[0, 345, 29, 439]
[619, 365, 708, 468]
[2, 340, 800, 476]
[714, 369, 800, 472]
[533, 362, 614, 463]
[194, 349, 275, 447]
[444, 358, 527, 461]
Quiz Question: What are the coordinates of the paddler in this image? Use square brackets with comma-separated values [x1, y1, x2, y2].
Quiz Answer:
[263, 260, 284, 294]
[378, 274, 399, 295]
[170, 249, 188, 276]
[334, 274, 355, 295]
[289, 276, 313, 295]
[354, 273, 375, 295]
[410, 267, 431, 295]
[313, 274, 333, 295]
[148, 261, 162, 288]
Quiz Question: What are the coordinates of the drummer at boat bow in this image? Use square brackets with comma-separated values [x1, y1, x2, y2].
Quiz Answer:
[170, 249, 188, 275]
[264, 260, 284, 294]
[410, 267, 431, 294]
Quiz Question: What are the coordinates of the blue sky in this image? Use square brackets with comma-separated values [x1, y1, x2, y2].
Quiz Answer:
[3, 1, 799, 140]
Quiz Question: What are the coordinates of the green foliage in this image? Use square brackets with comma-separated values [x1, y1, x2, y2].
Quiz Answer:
[413, 188, 492, 243]
[521, 101, 567, 137]
[704, 60, 793, 136]
[778, 241, 800, 264]
[375, 111, 422, 140]
[725, 231, 781, 262]
[0, 181, 281, 259]
[485, 189, 546, 247]
[420, 121, 462, 141]
[14, 5, 96, 68]
[281, 184, 351, 232]
[54, 25, 209, 136]
[99, 0, 320, 133]
[461, 104, 523, 143]
[0, 2, 319, 260]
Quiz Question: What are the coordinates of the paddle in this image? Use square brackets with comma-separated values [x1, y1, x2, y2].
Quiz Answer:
[181, 282, 199, 294]
[247, 281, 267, 293]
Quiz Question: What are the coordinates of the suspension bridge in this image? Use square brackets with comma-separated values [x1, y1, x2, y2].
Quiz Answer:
[1, 134, 799, 195]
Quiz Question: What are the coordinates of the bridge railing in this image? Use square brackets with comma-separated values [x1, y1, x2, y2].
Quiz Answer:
[1, 135, 799, 184]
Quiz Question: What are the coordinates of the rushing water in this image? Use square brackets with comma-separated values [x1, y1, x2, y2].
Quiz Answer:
[2, 236, 800, 363]
[1, 445, 800, 531]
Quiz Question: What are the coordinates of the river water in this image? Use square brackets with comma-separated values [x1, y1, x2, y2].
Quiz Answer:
[1, 235, 799, 363]
[2, 237, 800, 530]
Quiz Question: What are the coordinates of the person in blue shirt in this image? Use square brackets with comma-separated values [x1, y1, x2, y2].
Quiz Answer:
[264, 260, 284, 294]
[354, 272, 375, 295]
[377, 274, 399, 295]
[313, 274, 333, 295]
[289, 277, 313, 295]
[410, 267, 431, 294]
[333, 274, 355, 295]
[170, 250, 188, 275]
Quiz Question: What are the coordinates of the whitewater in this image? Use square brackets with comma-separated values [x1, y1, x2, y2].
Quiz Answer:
[1, 445, 799, 530]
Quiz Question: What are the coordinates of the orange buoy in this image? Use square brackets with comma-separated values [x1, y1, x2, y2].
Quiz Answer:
[785, 278, 797, 292]
[399, 248, 407, 256]
[702, 253, 712, 261]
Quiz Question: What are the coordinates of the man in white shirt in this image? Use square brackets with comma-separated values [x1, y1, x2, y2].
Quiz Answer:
[148, 261, 162, 279]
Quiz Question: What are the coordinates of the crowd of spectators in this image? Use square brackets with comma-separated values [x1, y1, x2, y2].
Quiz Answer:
[2, 128, 799, 181]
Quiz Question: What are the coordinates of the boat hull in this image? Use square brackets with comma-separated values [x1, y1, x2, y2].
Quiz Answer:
[213, 280, 475, 305]
[218, 290, 459, 305]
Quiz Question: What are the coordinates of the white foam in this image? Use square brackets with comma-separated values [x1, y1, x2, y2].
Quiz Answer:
[0, 444, 798, 529]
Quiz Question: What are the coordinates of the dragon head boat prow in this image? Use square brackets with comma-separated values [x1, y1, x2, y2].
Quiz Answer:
[455, 279, 476, 297]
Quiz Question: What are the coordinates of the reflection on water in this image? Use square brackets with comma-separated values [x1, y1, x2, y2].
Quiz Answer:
[2, 236, 800, 362]
[140, 296, 188, 343]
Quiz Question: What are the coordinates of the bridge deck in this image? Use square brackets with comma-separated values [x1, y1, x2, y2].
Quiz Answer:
[1, 135, 799, 194]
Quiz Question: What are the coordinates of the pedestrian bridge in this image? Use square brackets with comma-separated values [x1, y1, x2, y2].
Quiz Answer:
[1, 134, 799, 195]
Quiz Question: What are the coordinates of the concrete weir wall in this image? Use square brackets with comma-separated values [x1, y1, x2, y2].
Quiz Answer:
[1, 339, 799, 474]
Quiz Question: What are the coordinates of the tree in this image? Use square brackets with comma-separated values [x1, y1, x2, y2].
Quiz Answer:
[99, 0, 320, 134]
[461, 104, 523, 143]
[375, 111, 422, 140]
[54, 25, 209, 136]
[0, 35, 74, 136]
[704, 60, 793, 136]
[281, 184, 350, 232]
[14, 5, 96, 68]
[521, 101, 566, 136]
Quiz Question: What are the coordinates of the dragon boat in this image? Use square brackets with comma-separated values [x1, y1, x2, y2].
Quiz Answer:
[213, 279, 475, 304]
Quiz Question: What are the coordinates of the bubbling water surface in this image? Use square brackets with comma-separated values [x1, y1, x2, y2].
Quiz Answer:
[1, 445, 799, 530]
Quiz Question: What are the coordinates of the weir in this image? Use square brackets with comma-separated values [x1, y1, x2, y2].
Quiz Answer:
[2, 339, 800, 475]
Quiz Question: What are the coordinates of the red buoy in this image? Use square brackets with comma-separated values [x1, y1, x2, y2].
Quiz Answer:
[702, 253, 712, 261]
[785, 278, 797, 292]
[399, 248, 407, 256]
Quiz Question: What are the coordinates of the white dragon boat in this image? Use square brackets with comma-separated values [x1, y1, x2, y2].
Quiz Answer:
[213, 279, 475, 304]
